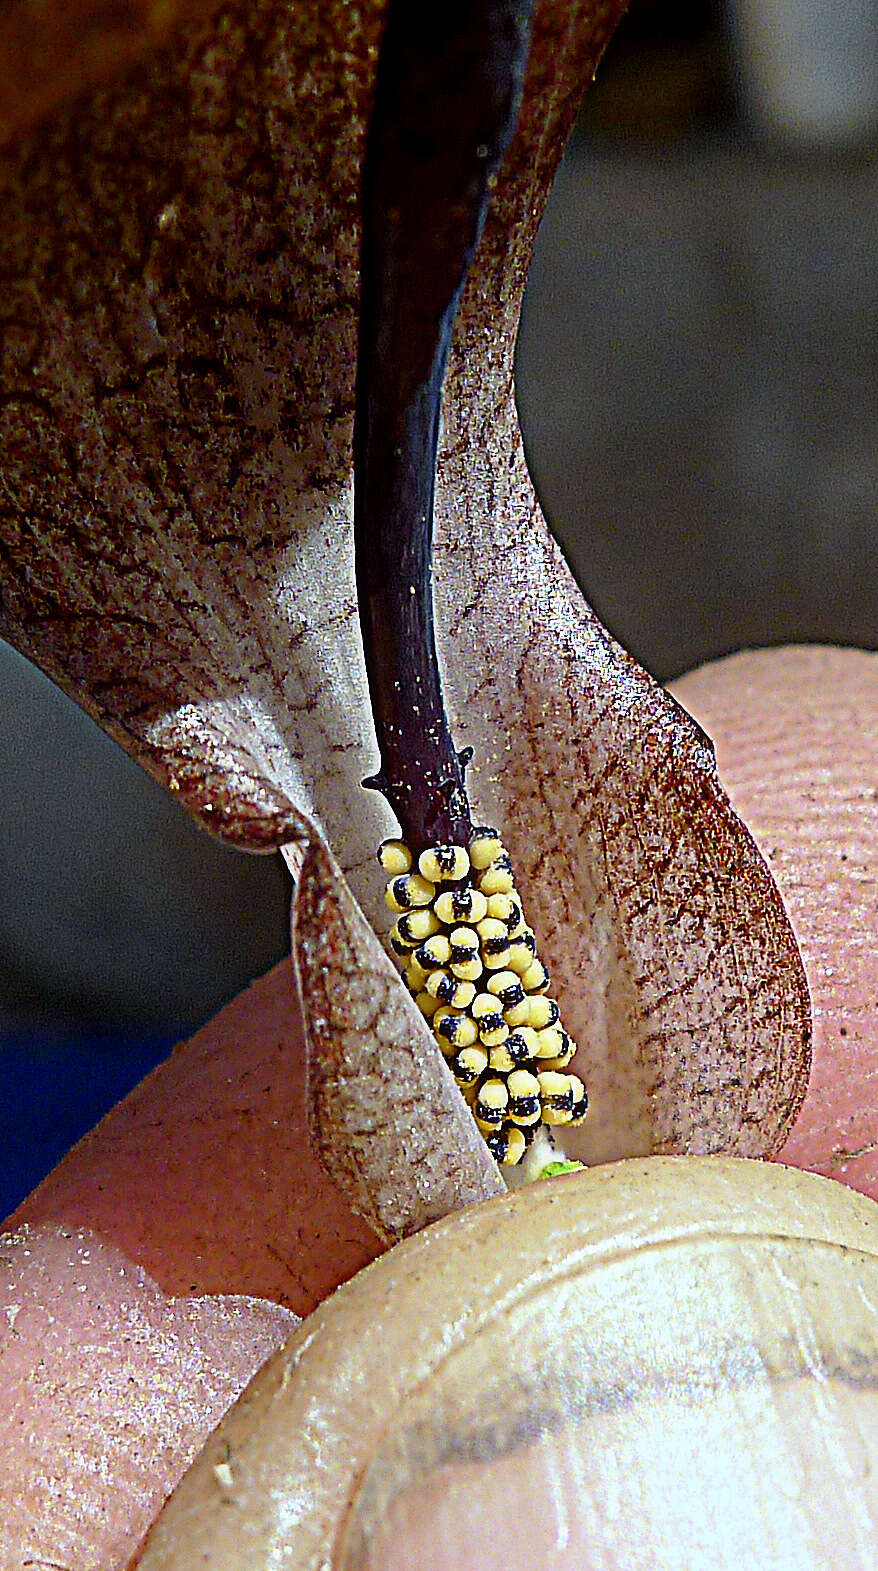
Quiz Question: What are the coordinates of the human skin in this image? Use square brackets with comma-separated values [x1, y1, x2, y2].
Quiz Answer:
[0, 643, 875, 1570]
[349, 1380, 877, 1571]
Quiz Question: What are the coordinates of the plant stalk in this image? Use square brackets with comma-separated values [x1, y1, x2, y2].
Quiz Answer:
[354, 0, 533, 853]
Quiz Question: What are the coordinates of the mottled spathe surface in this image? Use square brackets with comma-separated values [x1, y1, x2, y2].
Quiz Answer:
[294, 837, 504, 1241]
[0, 0, 809, 1168]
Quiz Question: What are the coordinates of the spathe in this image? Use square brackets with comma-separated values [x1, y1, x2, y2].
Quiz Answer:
[293, 835, 504, 1240]
[0, 0, 809, 1222]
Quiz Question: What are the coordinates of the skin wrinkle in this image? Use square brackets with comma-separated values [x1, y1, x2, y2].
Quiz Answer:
[0, 1223, 298, 1569]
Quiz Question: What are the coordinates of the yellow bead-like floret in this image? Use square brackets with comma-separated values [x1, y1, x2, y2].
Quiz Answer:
[434, 887, 488, 926]
[434, 1009, 478, 1050]
[389, 919, 417, 952]
[486, 970, 530, 1026]
[476, 856, 514, 895]
[418, 844, 470, 883]
[541, 1104, 574, 1126]
[520, 957, 550, 994]
[414, 989, 440, 1018]
[531, 1025, 567, 1060]
[504, 1028, 538, 1065]
[507, 1068, 541, 1125]
[447, 925, 482, 982]
[527, 996, 561, 1030]
[487, 1124, 526, 1166]
[425, 970, 476, 1010]
[537, 1070, 575, 1125]
[568, 1075, 588, 1124]
[470, 993, 508, 1047]
[451, 1044, 488, 1084]
[469, 827, 504, 869]
[478, 1017, 510, 1049]
[377, 839, 412, 876]
[404, 957, 430, 991]
[539, 1032, 575, 1071]
[487, 1040, 518, 1073]
[394, 908, 441, 945]
[448, 924, 479, 956]
[485, 892, 523, 933]
[474, 1076, 509, 1129]
[476, 916, 511, 969]
[413, 933, 452, 970]
[506, 933, 537, 974]
[385, 872, 436, 913]
[379, 827, 586, 1167]
[450, 956, 482, 983]
[471, 991, 502, 1020]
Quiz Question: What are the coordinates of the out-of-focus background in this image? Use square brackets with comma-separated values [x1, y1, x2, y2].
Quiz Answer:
[2, 0, 877, 1214]
[517, 0, 878, 678]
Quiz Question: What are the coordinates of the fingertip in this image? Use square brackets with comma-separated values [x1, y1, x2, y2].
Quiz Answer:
[671, 645, 878, 1198]
[12, 960, 382, 1309]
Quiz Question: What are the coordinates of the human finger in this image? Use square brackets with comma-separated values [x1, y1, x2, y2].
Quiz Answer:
[671, 644, 878, 1199]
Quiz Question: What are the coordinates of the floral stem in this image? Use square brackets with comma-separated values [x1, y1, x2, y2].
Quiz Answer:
[354, 0, 533, 854]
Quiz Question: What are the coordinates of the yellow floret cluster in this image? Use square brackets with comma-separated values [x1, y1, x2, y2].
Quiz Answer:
[378, 827, 587, 1166]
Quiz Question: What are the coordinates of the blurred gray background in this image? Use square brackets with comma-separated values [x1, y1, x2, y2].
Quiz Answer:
[2, 0, 877, 1210]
